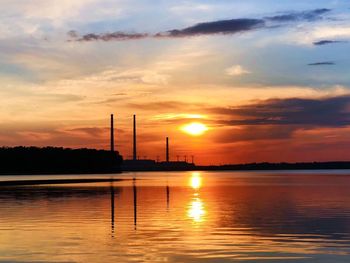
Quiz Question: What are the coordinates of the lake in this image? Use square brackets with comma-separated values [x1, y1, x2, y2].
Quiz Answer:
[1, 171, 350, 262]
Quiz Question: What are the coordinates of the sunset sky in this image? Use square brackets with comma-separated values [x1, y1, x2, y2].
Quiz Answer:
[1, 0, 350, 164]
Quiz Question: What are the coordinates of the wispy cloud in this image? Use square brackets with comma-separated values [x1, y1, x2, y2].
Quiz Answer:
[0, 124, 110, 148]
[156, 18, 265, 37]
[67, 127, 108, 137]
[313, 40, 347, 46]
[126, 101, 196, 111]
[209, 95, 350, 127]
[212, 125, 296, 143]
[308, 61, 335, 66]
[225, 65, 251, 76]
[71, 8, 332, 42]
[265, 8, 331, 22]
[69, 31, 149, 41]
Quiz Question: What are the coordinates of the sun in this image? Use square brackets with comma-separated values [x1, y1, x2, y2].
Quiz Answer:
[181, 122, 208, 136]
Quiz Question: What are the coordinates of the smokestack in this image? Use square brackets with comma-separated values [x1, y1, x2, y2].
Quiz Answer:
[166, 137, 169, 162]
[110, 114, 114, 152]
[133, 115, 137, 160]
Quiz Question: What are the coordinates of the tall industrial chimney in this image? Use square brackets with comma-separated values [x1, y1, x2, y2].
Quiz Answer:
[110, 114, 114, 152]
[166, 137, 169, 162]
[133, 115, 137, 160]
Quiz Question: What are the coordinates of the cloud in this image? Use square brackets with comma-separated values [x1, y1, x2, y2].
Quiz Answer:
[209, 95, 350, 127]
[225, 65, 251, 76]
[308, 26, 350, 41]
[0, 124, 109, 148]
[151, 113, 205, 121]
[157, 18, 265, 37]
[75, 32, 149, 41]
[67, 30, 79, 38]
[74, 68, 169, 85]
[313, 40, 347, 46]
[308, 61, 335, 66]
[71, 8, 332, 42]
[212, 125, 296, 143]
[72, 18, 265, 42]
[67, 127, 108, 137]
[265, 8, 331, 22]
[126, 101, 191, 111]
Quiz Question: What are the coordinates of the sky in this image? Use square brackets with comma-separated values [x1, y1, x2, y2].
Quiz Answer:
[1, 0, 350, 165]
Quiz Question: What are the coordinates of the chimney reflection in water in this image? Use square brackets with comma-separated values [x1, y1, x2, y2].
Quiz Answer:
[166, 183, 170, 210]
[110, 184, 115, 237]
[188, 172, 205, 223]
[133, 178, 137, 230]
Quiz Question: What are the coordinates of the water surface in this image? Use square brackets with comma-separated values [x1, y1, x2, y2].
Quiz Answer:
[1, 171, 350, 262]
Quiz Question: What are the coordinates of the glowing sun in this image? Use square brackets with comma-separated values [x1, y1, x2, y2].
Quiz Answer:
[181, 122, 208, 136]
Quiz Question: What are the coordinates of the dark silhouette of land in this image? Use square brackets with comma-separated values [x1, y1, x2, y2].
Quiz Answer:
[196, 162, 350, 171]
[1, 146, 350, 175]
[0, 146, 122, 175]
[122, 160, 350, 171]
[122, 160, 195, 171]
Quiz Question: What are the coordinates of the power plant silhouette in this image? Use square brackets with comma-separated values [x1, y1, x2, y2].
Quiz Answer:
[110, 114, 196, 171]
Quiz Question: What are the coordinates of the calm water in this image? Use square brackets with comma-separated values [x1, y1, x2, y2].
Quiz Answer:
[1, 171, 350, 262]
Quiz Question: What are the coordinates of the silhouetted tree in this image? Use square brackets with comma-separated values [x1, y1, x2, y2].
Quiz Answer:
[0, 147, 123, 174]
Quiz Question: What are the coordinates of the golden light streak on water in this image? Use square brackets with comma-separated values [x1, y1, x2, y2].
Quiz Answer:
[188, 197, 206, 222]
[189, 172, 202, 190]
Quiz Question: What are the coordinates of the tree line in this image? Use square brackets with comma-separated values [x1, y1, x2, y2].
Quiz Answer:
[0, 146, 123, 174]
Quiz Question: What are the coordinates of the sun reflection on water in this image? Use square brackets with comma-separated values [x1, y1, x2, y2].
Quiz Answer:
[188, 198, 206, 222]
[189, 172, 202, 190]
[188, 172, 206, 223]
